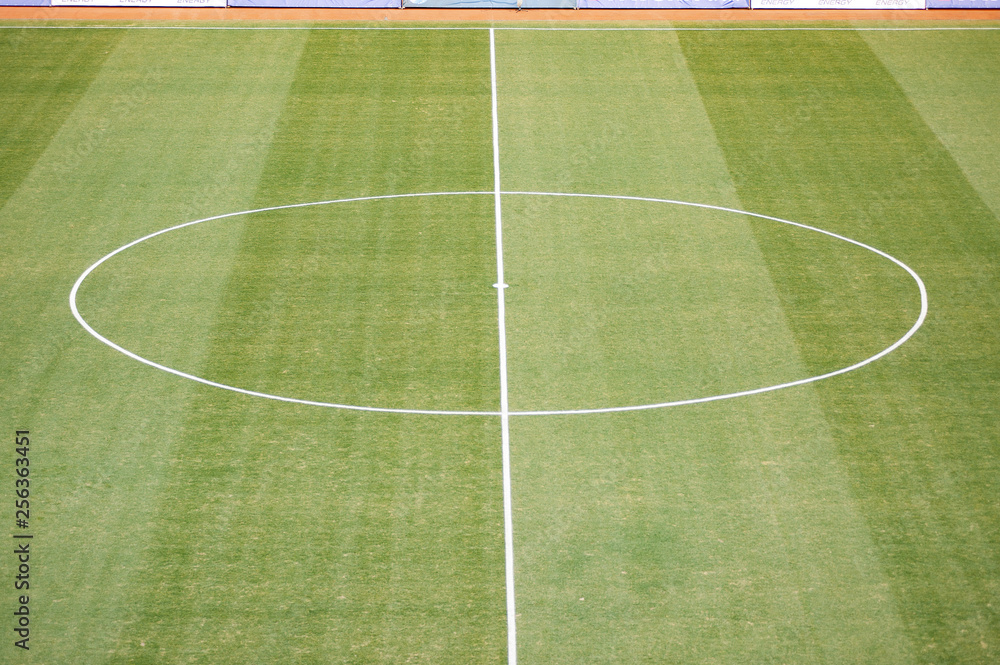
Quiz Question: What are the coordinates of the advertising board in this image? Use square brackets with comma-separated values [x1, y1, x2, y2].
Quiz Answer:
[752, 0, 924, 7]
[52, 0, 226, 6]
[580, 0, 748, 7]
[229, 0, 398, 6]
[926, 0, 1000, 6]
[402, 0, 574, 7]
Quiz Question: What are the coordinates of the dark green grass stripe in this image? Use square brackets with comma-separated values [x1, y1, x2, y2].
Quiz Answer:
[0, 29, 122, 212]
[204, 30, 500, 414]
[254, 29, 493, 203]
[210, 28, 499, 412]
[679, 29, 1000, 661]
[0, 29, 122, 432]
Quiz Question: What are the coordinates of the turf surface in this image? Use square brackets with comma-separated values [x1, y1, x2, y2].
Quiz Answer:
[1, 22, 999, 665]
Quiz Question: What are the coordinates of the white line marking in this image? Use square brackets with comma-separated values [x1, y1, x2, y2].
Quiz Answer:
[70, 191, 927, 418]
[490, 27, 518, 665]
[493, 26, 1000, 31]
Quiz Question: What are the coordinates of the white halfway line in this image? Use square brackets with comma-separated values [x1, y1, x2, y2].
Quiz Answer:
[490, 27, 518, 665]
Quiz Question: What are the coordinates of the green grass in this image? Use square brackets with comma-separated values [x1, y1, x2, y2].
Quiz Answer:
[2, 22, 1000, 665]
[678, 28, 1000, 662]
[499, 28, 921, 664]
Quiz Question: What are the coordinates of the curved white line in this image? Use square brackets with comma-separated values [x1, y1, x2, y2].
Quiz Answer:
[69, 192, 499, 416]
[504, 192, 928, 415]
[70, 191, 927, 417]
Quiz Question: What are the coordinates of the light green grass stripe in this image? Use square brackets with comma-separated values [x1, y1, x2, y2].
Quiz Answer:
[0, 29, 308, 663]
[496, 28, 911, 664]
[107, 29, 506, 664]
[679, 26, 1000, 662]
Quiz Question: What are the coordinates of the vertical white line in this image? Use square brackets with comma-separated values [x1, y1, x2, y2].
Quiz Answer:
[490, 27, 517, 665]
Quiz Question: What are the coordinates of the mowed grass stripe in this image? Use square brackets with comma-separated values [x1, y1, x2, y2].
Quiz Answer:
[110, 30, 507, 664]
[496, 30, 911, 663]
[0, 29, 309, 662]
[862, 30, 1000, 221]
[254, 29, 494, 204]
[679, 28, 1000, 661]
[0, 28, 120, 392]
[204, 29, 498, 412]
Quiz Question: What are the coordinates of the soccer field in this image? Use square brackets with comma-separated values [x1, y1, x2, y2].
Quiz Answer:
[2, 20, 999, 664]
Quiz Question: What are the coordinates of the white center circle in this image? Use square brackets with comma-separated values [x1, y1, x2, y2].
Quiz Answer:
[69, 191, 927, 417]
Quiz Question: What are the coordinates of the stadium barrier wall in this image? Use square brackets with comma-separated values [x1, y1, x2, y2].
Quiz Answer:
[403, 0, 575, 7]
[751, 0, 924, 7]
[0, 0, 50, 4]
[927, 0, 1000, 6]
[229, 0, 399, 6]
[52, 0, 225, 6]
[579, 0, 748, 7]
